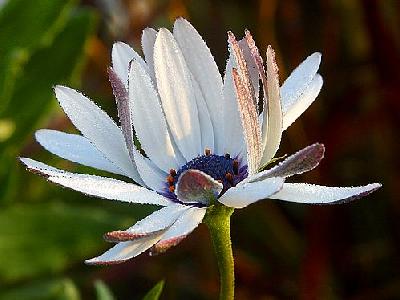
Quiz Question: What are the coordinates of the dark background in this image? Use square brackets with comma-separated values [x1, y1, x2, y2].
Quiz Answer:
[0, 0, 398, 299]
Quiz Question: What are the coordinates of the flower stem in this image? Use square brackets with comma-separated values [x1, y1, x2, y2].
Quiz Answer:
[204, 204, 235, 300]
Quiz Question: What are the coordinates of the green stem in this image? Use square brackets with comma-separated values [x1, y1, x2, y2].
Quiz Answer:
[204, 204, 235, 300]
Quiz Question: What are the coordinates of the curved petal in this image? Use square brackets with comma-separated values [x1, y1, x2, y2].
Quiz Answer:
[20, 158, 172, 206]
[173, 18, 221, 152]
[141, 27, 158, 82]
[129, 59, 184, 171]
[35, 129, 123, 176]
[218, 177, 284, 208]
[150, 206, 206, 254]
[260, 45, 283, 165]
[281, 52, 321, 113]
[282, 74, 323, 130]
[269, 182, 381, 204]
[132, 149, 167, 193]
[54, 85, 142, 183]
[153, 28, 202, 161]
[176, 169, 223, 204]
[244, 143, 325, 184]
[104, 204, 189, 242]
[111, 41, 147, 87]
[85, 234, 164, 265]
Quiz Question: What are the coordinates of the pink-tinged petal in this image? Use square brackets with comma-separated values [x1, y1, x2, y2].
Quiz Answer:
[173, 17, 223, 152]
[141, 27, 158, 82]
[150, 206, 206, 255]
[269, 182, 382, 204]
[129, 59, 185, 172]
[176, 169, 223, 204]
[232, 68, 262, 176]
[35, 129, 123, 176]
[238, 37, 260, 103]
[281, 52, 322, 114]
[108, 67, 135, 162]
[260, 45, 283, 165]
[20, 158, 172, 206]
[228, 31, 262, 175]
[111, 41, 147, 87]
[282, 74, 323, 130]
[153, 28, 202, 161]
[104, 204, 189, 242]
[244, 143, 325, 184]
[54, 85, 142, 183]
[85, 234, 164, 265]
[219, 177, 285, 208]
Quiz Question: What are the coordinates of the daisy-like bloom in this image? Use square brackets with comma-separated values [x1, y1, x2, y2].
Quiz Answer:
[20, 18, 381, 266]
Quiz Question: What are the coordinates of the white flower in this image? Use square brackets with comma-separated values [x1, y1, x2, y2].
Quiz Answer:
[20, 18, 381, 265]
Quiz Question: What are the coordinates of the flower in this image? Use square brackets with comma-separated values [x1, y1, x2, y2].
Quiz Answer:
[20, 18, 381, 265]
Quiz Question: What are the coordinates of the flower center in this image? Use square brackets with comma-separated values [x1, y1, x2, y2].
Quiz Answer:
[164, 150, 248, 202]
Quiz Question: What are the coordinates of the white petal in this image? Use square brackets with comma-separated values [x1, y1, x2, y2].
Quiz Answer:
[141, 27, 158, 82]
[244, 143, 325, 184]
[221, 55, 245, 158]
[173, 18, 222, 152]
[132, 150, 167, 193]
[35, 129, 123, 176]
[85, 234, 163, 265]
[270, 183, 381, 204]
[282, 74, 323, 130]
[104, 204, 189, 242]
[20, 158, 172, 206]
[218, 177, 284, 208]
[151, 206, 206, 253]
[111, 41, 147, 87]
[54, 85, 142, 183]
[129, 59, 184, 171]
[153, 28, 202, 161]
[281, 52, 321, 113]
[260, 45, 283, 165]
[192, 78, 215, 152]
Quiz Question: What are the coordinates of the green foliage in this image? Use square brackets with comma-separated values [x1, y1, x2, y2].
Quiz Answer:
[94, 280, 116, 300]
[0, 278, 81, 300]
[142, 280, 165, 300]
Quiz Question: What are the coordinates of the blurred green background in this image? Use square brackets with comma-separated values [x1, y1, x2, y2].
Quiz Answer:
[0, 0, 398, 299]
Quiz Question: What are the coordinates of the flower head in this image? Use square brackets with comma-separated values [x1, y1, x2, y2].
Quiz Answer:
[21, 18, 381, 265]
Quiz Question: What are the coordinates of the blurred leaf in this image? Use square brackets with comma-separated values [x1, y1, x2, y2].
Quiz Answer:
[0, 0, 76, 111]
[0, 278, 81, 300]
[0, 6, 96, 202]
[142, 280, 165, 300]
[94, 280, 115, 300]
[5, 7, 96, 146]
[0, 202, 130, 283]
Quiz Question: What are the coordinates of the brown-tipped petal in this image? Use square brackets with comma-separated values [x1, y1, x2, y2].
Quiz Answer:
[232, 68, 262, 176]
[85, 233, 164, 265]
[149, 235, 187, 256]
[260, 45, 283, 166]
[246, 143, 325, 183]
[176, 169, 223, 204]
[150, 207, 206, 254]
[104, 229, 165, 242]
[108, 67, 135, 162]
